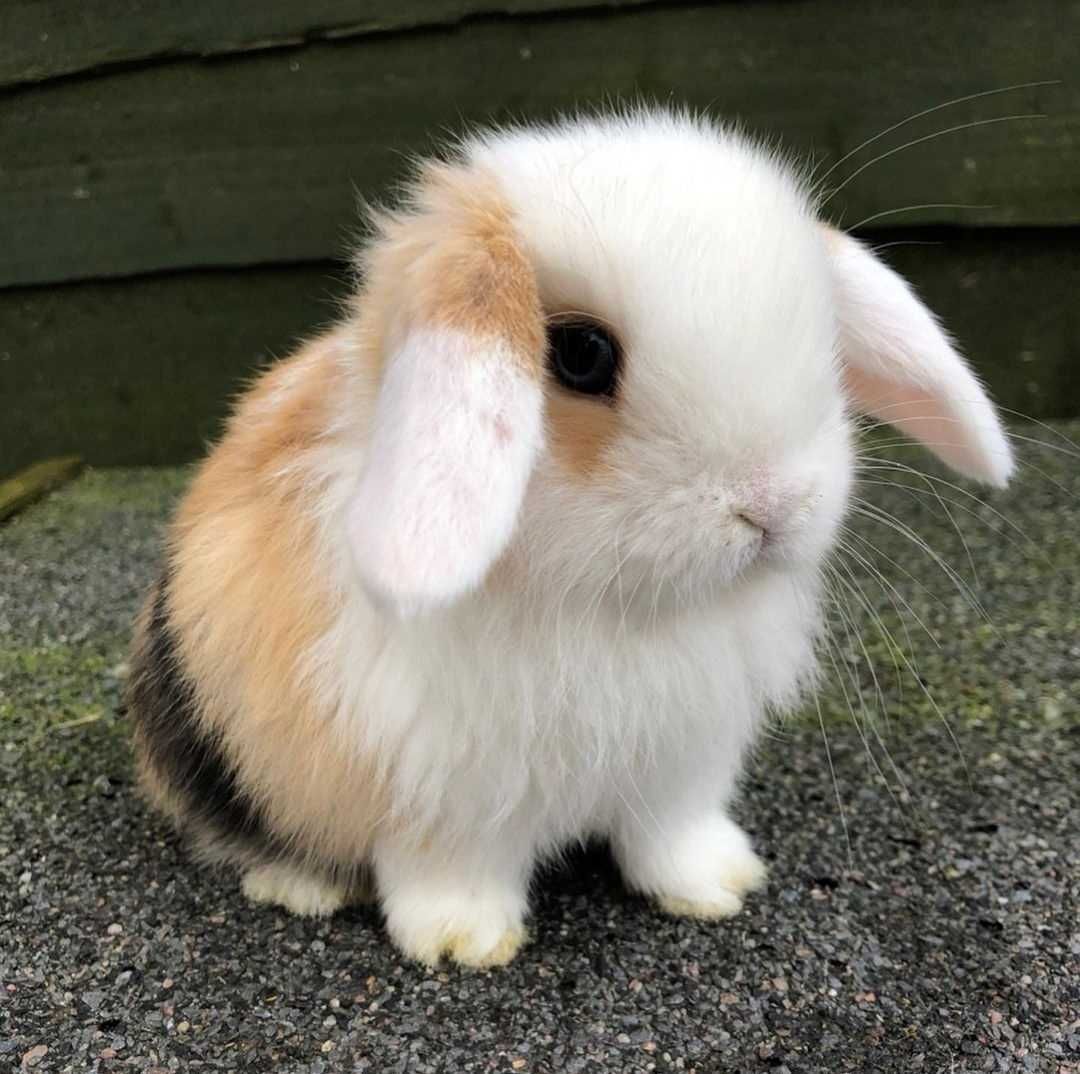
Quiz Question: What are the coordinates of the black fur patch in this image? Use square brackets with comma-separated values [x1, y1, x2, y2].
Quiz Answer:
[129, 577, 280, 853]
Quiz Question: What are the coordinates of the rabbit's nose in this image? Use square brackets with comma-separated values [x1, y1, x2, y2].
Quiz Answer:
[733, 473, 781, 534]
[734, 472, 818, 536]
[735, 505, 774, 535]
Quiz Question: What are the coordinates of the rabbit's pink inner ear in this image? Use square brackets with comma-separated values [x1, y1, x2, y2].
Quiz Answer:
[348, 328, 543, 617]
[824, 227, 1014, 487]
[842, 364, 1010, 485]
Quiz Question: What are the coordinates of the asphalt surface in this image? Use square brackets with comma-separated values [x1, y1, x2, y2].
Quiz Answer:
[1, 424, 1077, 1074]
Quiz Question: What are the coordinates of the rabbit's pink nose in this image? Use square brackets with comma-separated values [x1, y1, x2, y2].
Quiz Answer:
[735, 504, 775, 534]
[734, 472, 815, 536]
[733, 475, 779, 533]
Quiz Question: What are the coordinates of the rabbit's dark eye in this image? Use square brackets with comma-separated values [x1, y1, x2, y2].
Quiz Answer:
[546, 321, 621, 398]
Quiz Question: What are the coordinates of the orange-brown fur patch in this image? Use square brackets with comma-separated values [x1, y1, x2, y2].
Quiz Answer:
[162, 329, 387, 868]
[545, 388, 621, 477]
[353, 161, 545, 378]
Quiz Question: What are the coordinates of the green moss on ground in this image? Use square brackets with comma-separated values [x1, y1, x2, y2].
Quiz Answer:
[0, 468, 190, 781]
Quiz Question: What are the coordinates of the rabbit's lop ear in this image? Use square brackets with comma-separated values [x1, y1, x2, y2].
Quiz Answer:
[824, 228, 1014, 487]
[348, 165, 547, 617]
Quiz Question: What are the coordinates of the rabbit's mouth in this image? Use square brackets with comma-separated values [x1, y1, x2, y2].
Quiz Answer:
[583, 525, 824, 620]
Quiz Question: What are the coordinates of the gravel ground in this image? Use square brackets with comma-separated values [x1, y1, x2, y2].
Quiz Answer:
[1, 424, 1077, 1074]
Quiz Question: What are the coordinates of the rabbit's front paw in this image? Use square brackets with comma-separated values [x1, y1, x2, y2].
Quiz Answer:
[617, 811, 767, 919]
[384, 887, 528, 968]
[375, 838, 532, 968]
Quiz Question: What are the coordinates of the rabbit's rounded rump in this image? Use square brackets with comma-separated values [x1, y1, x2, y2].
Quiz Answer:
[129, 109, 1012, 966]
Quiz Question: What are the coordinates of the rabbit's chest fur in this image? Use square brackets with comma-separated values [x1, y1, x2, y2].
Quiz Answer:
[324, 563, 822, 852]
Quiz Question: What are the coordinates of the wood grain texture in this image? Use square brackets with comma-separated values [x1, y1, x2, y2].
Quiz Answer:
[1, 231, 1076, 475]
[0, 0, 668, 88]
[1, 1, 1075, 288]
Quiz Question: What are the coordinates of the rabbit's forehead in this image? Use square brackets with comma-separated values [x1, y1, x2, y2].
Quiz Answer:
[471, 115, 823, 292]
[471, 118, 843, 436]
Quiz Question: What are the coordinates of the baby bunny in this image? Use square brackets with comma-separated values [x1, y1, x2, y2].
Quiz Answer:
[129, 109, 1013, 967]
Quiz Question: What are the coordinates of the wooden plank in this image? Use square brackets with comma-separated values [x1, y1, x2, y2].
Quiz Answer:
[0, 0, 669, 89]
[0, 457, 84, 522]
[0, 264, 352, 475]
[1, 229, 1076, 476]
[1, 1, 1076, 289]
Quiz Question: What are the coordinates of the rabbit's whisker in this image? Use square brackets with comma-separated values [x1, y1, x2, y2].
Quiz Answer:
[821, 566, 902, 804]
[848, 203, 991, 230]
[820, 114, 1045, 207]
[811, 80, 1058, 189]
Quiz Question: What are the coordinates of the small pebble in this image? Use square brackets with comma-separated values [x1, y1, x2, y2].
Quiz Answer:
[21, 1045, 48, 1068]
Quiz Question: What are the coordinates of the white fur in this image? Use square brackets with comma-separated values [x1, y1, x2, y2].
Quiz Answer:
[242, 862, 346, 918]
[260, 111, 1011, 964]
[375, 834, 530, 966]
[347, 328, 543, 617]
[619, 811, 768, 919]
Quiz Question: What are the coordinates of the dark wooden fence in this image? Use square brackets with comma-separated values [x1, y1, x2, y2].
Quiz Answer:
[2, 1, 1077, 474]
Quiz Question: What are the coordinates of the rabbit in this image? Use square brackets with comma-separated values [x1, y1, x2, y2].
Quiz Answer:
[128, 108, 1013, 967]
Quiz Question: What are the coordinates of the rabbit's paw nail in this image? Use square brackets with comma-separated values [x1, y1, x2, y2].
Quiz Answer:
[242, 863, 346, 918]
